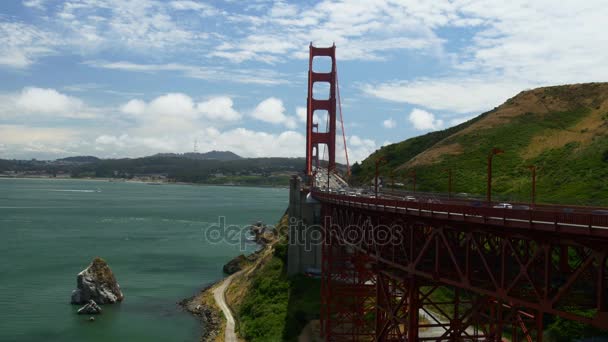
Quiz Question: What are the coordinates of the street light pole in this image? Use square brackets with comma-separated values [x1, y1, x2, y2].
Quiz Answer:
[374, 157, 386, 198]
[487, 148, 504, 203]
[443, 168, 452, 199]
[527, 165, 537, 206]
[327, 165, 330, 192]
[409, 170, 417, 193]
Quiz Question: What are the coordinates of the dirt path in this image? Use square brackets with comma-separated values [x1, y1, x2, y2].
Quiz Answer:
[213, 271, 241, 342]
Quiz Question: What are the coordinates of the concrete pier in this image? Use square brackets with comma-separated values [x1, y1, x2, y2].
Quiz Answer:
[287, 176, 322, 275]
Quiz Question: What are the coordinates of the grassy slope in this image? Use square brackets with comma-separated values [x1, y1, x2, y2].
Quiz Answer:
[352, 83, 608, 206]
[225, 214, 321, 342]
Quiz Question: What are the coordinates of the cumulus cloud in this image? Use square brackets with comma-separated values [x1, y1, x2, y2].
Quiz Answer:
[120, 99, 146, 116]
[408, 108, 443, 131]
[0, 87, 381, 162]
[382, 118, 396, 129]
[251, 97, 298, 129]
[342, 135, 378, 164]
[120, 93, 241, 134]
[296, 107, 307, 123]
[0, 87, 96, 119]
[93, 128, 306, 159]
[197, 97, 241, 121]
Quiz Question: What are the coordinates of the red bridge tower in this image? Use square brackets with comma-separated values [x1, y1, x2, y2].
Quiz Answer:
[306, 44, 337, 176]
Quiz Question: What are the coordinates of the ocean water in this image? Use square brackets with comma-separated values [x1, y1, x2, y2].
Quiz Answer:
[0, 178, 288, 342]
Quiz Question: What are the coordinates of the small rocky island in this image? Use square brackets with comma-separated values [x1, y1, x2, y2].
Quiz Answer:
[71, 257, 124, 314]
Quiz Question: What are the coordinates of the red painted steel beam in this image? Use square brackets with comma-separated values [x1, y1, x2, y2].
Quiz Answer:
[317, 195, 608, 338]
[306, 44, 337, 176]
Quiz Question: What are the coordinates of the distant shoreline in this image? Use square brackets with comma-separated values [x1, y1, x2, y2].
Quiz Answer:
[0, 176, 289, 189]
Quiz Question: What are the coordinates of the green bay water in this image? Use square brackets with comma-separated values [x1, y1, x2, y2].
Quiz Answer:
[0, 178, 288, 342]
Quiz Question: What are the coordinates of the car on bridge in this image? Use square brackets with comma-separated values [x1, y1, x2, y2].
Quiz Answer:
[493, 202, 513, 209]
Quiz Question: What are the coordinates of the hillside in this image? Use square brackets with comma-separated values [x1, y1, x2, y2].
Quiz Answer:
[56, 156, 101, 163]
[0, 155, 305, 186]
[352, 83, 608, 206]
[154, 150, 242, 161]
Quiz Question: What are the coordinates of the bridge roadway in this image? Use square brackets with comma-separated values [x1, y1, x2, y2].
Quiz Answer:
[313, 189, 608, 236]
[313, 187, 608, 339]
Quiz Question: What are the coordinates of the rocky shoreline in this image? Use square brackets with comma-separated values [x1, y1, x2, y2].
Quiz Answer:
[178, 283, 222, 342]
[180, 221, 270, 341]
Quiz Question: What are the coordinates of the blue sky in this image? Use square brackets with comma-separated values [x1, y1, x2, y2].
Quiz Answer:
[1, 0, 607, 161]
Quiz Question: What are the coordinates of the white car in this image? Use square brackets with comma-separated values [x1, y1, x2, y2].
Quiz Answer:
[404, 196, 417, 202]
[493, 203, 513, 209]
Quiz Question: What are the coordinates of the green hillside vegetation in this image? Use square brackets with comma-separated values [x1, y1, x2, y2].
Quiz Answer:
[352, 83, 608, 206]
[230, 214, 321, 342]
[0, 156, 307, 186]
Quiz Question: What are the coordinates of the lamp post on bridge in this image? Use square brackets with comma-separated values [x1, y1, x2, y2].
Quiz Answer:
[527, 165, 537, 206]
[327, 164, 330, 192]
[409, 170, 416, 193]
[443, 168, 452, 199]
[487, 148, 504, 203]
[374, 157, 386, 198]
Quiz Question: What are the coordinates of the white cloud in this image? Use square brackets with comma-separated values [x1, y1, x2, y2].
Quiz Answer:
[57, 0, 199, 51]
[408, 108, 443, 131]
[85, 60, 288, 85]
[361, 0, 608, 114]
[340, 135, 378, 164]
[120, 93, 242, 134]
[16, 87, 82, 115]
[0, 124, 77, 145]
[0, 87, 96, 119]
[197, 97, 241, 121]
[120, 99, 146, 116]
[251, 97, 298, 129]
[22, 0, 45, 10]
[362, 78, 524, 114]
[93, 128, 307, 159]
[0, 21, 59, 68]
[296, 107, 307, 123]
[219, 1, 443, 63]
[169, 0, 217, 15]
[382, 118, 396, 129]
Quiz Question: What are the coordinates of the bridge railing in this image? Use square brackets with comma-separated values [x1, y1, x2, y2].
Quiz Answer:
[312, 191, 608, 234]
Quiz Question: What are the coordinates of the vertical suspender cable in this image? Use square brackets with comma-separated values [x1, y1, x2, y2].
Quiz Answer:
[336, 66, 351, 176]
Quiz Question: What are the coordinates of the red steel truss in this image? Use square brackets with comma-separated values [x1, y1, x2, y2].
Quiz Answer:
[317, 191, 608, 341]
[306, 44, 337, 176]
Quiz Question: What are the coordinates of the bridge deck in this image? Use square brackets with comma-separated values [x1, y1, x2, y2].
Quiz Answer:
[312, 191, 608, 238]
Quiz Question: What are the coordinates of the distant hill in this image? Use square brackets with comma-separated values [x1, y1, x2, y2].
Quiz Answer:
[56, 156, 100, 163]
[352, 82, 608, 206]
[154, 150, 242, 161]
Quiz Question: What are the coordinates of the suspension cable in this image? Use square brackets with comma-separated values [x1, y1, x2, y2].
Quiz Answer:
[336, 65, 351, 176]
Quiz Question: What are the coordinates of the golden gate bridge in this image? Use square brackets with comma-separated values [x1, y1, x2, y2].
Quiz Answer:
[301, 44, 608, 341]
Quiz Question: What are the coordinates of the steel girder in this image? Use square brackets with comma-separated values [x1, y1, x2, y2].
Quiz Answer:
[320, 202, 608, 341]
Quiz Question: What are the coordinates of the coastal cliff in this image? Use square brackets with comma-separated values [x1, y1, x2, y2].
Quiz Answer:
[182, 212, 322, 341]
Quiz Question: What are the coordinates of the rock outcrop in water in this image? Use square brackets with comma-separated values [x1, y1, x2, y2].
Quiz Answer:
[223, 255, 248, 275]
[71, 257, 124, 305]
[77, 300, 102, 315]
[250, 221, 276, 245]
